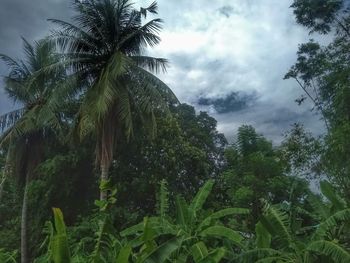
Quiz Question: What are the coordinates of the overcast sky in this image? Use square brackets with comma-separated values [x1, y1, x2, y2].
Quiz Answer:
[0, 0, 325, 143]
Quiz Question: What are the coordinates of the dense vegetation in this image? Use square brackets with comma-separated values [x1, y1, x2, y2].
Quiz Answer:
[0, 0, 350, 262]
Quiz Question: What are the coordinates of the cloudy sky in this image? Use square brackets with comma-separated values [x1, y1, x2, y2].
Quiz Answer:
[0, 0, 325, 143]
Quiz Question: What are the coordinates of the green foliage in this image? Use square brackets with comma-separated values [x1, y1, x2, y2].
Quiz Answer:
[307, 240, 350, 263]
[117, 180, 247, 262]
[280, 123, 323, 178]
[8, 179, 348, 263]
[288, 0, 350, 198]
[110, 104, 226, 221]
[47, 0, 178, 200]
[291, 0, 343, 34]
[0, 249, 17, 263]
[220, 125, 310, 228]
[50, 208, 71, 263]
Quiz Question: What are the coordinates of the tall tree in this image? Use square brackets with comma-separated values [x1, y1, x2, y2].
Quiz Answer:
[291, 0, 346, 34]
[0, 39, 67, 263]
[220, 125, 309, 228]
[49, 0, 177, 200]
[287, 0, 350, 197]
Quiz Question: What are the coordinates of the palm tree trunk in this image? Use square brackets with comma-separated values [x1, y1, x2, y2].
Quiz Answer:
[21, 174, 29, 263]
[100, 164, 109, 201]
[0, 151, 11, 204]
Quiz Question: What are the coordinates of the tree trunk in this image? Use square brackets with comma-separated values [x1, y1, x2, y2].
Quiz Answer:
[0, 174, 6, 204]
[0, 151, 11, 205]
[100, 164, 109, 201]
[21, 175, 29, 263]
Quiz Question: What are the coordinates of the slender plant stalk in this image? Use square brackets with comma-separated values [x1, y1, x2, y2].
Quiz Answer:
[21, 174, 29, 263]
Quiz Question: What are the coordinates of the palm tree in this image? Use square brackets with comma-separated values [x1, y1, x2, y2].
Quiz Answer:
[49, 0, 177, 200]
[0, 38, 68, 263]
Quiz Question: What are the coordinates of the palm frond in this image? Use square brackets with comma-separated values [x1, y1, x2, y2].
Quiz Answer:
[0, 54, 24, 74]
[140, 1, 158, 18]
[131, 56, 168, 74]
[0, 108, 25, 135]
[130, 65, 178, 105]
[118, 18, 163, 50]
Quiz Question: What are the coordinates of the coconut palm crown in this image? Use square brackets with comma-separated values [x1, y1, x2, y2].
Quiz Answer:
[49, 0, 178, 200]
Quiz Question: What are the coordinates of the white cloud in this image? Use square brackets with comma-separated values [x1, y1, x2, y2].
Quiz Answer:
[140, 0, 325, 141]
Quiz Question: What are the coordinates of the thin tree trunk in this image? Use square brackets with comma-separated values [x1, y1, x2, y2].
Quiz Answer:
[0, 151, 11, 204]
[0, 174, 6, 204]
[21, 174, 29, 263]
[100, 164, 109, 201]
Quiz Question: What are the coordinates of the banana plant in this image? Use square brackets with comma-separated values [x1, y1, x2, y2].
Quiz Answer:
[36, 182, 132, 263]
[240, 192, 350, 263]
[120, 180, 249, 262]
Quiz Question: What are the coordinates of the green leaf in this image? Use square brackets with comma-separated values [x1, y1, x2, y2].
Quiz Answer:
[260, 204, 292, 249]
[238, 248, 282, 263]
[308, 240, 350, 263]
[189, 180, 214, 221]
[116, 245, 132, 263]
[199, 226, 243, 245]
[120, 222, 144, 237]
[51, 208, 71, 263]
[320, 181, 346, 211]
[198, 248, 226, 263]
[143, 237, 182, 263]
[175, 195, 189, 227]
[142, 217, 156, 243]
[307, 193, 329, 219]
[198, 208, 249, 230]
[255, 222, 271, 249]
[99, 179, 112, 191]
[191, 242, 208, 262]
[313, 209, 350, 240]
